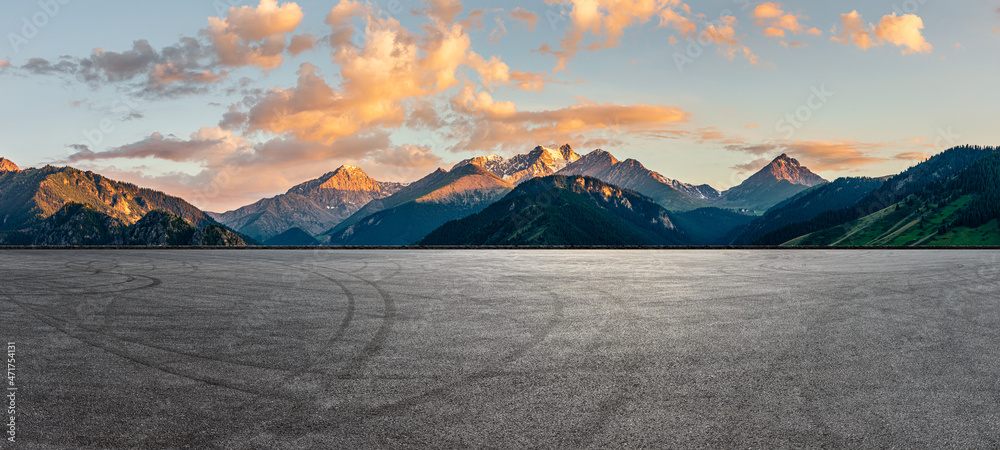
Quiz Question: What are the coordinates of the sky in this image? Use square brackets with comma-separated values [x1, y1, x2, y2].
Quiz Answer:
[1, 0, 998, 211]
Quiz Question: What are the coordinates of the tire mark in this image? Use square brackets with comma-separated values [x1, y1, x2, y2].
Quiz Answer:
[0, 292, 287, 400]
[359, 285, 564, 416]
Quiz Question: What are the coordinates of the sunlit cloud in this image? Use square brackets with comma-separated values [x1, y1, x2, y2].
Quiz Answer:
[726, 140, 890, 171]
[539, 0, 700, 71]
[832, 11, 933, 55]
[751, 2, 821, 39]
[509, 7, 539, 31]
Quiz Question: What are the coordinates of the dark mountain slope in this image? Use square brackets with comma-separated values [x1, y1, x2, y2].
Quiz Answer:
[1, 203, 249, 246]
[419, 176, 690, 246]
[671, 208, 757, 245]
[732, 176, 887, 245]
[262, 227, 320, 246]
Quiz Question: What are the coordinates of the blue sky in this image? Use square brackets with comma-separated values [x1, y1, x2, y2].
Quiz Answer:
[1, 0, 998, 211]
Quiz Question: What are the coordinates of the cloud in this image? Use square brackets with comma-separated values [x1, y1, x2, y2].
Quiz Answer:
[425, 0, 464, 24]
[701, 16, 761, 66]
[8, 1, 307, 99]
[230, 2, 559, 146]
[781, 40, 807, 48]
[489, 17, 508, 44]
[539, 0, 696, 71]
[751, 2, 819, 39]
[368, 144, 443, 168]
[726, 140, 888, 171]
[287, 34, 317, 55]
[205, 0, 305, 70]
[731, 158, 770, 175]
[832, 11, 933, 54]
[447, 85, 690, 153]
[894, 151, 930, 161]
[0, 60, 9, 69]
[509, 7, 539, 31]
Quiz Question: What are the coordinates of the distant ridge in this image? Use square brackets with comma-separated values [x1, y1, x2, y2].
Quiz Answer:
[719, 154, 828, 211]
[454, 144, 581, 185]
[557, 149, 719, 211]
[213, 165, 405, 241]
[324, 164, 514, 245]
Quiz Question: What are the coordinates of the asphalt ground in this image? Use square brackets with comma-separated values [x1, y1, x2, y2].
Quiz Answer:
[1, 250, 999, 448]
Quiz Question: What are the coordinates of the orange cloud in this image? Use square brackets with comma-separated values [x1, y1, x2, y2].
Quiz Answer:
[369, 144, 443, 168]
[727, 140, 888, 171]
[700, 16, 761, 66]
[731, 158, 771, 176]
[448, 86, 690, 153]
[287, 34, 316, 55]
[894, 152, 930, 161]
[236, 2, 560, 146]
[874, 14, 934, 54]
[206, 0, 306, 70]
[540, 0, 694, 71]
[752, 2, 817, 40]
[832, 11, 933, 54]
[509, 7, 539, 31]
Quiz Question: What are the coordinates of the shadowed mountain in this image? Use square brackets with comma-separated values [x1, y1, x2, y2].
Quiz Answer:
[454, 144, 581, 185]
[2, 202, 250, 246]
[0, 163, 213, 231]
[212, 165, 405, 242]
[262, 227, 319, 246]
[324, 164, 514, 245]
[755, 145, 998, 246]
[720, 154, 828, 211]
[419, 175, 691, 246]
[670, 208, 757, 245]
[555, 149, 720, 211]
[731, 176, 888, 245]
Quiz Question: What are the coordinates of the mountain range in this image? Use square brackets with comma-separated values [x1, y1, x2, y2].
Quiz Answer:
[209, 165, 405, 242]
[323, 164, 514, 246]
[1, 144, 996, 247]
[419, 175, 690, 246]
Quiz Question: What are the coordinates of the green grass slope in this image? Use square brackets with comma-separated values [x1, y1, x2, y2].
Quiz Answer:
[784, 151, 1000, 247]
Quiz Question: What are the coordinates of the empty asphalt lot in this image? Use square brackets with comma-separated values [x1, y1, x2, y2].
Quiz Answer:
[1, 249, 999, 448]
